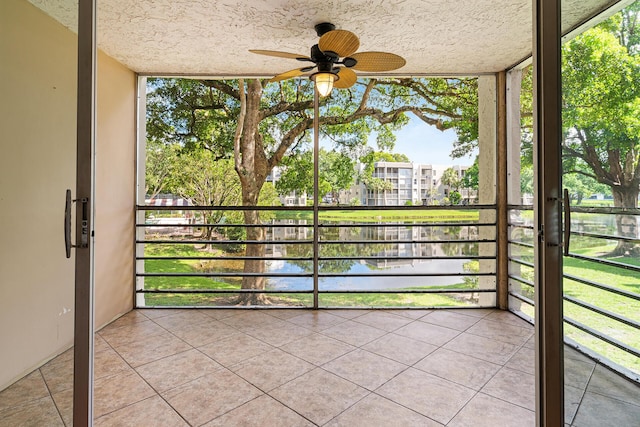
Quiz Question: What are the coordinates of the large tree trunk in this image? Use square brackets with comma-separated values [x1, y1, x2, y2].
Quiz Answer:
[239, 207, 268, 305]
[200, 211, 214, 251]
[235, 80, 271, 305]
[610, 186, 639, 256]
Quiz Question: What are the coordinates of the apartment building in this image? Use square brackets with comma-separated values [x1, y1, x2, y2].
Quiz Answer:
[341, 162, 473, 206]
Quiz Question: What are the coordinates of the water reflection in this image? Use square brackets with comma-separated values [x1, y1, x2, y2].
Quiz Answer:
[265, 220, 490, 291]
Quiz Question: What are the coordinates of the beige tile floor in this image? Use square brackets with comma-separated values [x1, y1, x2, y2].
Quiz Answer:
[1, 308, 638, 426]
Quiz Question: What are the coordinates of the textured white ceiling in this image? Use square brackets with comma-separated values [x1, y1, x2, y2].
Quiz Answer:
[29, 0, 620, 76]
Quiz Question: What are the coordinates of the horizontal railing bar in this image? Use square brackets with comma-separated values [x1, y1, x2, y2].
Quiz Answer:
[137, 222, 496, 228]
[138, 289, 312, 294]
[138, 205, 311, 211]
[509, 241, 534, 248]
[137, 240, 314, 245]
[509, 309, 535, 325]
[569, 230, 640, 244]
[137, 288, 494, 295]
[509, 290, 535, 306]
[564, 316, 640, 359]
[317, 222, 496, 228]
[563, 295, 640, 330]
[569, 206, 640, 215]
[138, 223, 309, 229]
[317, 289, 494, 294]
[314, 204, 497, 211]
[320, 239, 496, 245]
[315, 306, 485, 310]
[137, 255, 495, 262]
[138, 272, 495, 278]
[509, 258, 534, 268]
[141, 305, 313, 310]
[563, 273, 640, 301]
[137, 204, 498, 212]
[510, 207, 638, 217]
[508, 223, 535, 230]
[508, 274, 534, 287]
[511, 205, 640, 215]
[566, 252, 640, 274]
[507, 205, 534, 210]
[138, 239, 496, 246]
[319, 255, 496, 261]
[138, 256, 313, 261]
[139, 272, 313, 278]
[318, 272, 495, 277]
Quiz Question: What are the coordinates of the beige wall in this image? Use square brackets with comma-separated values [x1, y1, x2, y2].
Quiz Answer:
[0, 0, 135, 390]
[95, 51, 136, 329]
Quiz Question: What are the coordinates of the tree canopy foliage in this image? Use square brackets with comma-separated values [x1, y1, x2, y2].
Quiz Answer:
[147, 76, 478, 298]
[561, 9, 640, 209]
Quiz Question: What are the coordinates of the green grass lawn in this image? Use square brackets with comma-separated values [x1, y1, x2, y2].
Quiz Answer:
[512, 242, 639, 375]
[277, 209, 480, 223]
[575, 199, 615, 207]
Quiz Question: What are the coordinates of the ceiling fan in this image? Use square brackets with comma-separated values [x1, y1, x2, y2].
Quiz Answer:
[250, 22, 406, 96]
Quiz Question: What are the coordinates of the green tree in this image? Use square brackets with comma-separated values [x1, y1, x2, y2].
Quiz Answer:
[451, 5, 640, 253]
[276, 149, 356, 204]
[172, 153, 242, 247]
[562, 172, 610, 205]
[461, 157, 479, 204]
[520, 165, 534, 197]
[461, 157, 479, 191]
[441, 167, 462, 192]
[449, 191, 462, 205]
[147, 77, 478, 302]
[145, 139, 179, 200]
[562, 8, 640, 253]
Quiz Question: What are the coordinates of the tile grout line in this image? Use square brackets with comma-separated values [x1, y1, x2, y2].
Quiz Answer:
[38, 368, 68, 427]
[95, 311, 197, 424]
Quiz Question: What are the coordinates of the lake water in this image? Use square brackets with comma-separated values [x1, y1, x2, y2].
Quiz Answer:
[260, 212, 637, 291]
[262, 220, 489, 291]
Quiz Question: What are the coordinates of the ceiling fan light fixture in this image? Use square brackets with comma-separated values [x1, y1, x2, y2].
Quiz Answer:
[311, 72, 337, 97]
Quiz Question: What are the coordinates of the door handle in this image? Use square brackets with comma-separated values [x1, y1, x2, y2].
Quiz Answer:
[563, 188, 570, 256]
[64, 189, 89, 258]
[65, 189, 72, 258]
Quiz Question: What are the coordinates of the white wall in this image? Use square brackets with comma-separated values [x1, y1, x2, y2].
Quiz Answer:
[0, 0, 135, 390]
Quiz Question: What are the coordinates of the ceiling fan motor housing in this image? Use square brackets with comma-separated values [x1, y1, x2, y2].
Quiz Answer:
[311, 44, 338, 64]
[314, 22, 336, 37]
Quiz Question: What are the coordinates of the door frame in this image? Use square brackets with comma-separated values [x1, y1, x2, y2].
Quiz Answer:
[73, 0, 97, 424]
[533, 0, 564, 425]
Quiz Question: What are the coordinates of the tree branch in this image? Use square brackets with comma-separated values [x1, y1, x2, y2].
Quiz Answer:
[234, 79, 246, 174]
[202, 80, 240, 100]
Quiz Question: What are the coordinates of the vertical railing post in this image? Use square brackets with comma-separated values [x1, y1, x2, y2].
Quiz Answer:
[506, 67, 524, 312]
[497, 71, 509, 309]
[313, 89, 319, 309]
[477, 76, 498, 307]
[135, 76, 147, 308]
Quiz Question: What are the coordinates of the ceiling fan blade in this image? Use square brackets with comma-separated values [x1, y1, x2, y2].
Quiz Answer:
[250, 49, 311, 61]
[269, 68, 307, 83]
[350, 52, 406, 72]
[333, 68, 357, 89]
[318, 30, 360, 57]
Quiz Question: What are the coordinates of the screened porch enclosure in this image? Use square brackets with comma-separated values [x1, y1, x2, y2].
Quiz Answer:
[2, 0, 639, 426]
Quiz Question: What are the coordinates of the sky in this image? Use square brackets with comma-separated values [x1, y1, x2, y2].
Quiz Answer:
[320, 117, 478, 167]
[390, 119, 477, 166]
